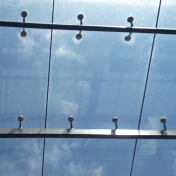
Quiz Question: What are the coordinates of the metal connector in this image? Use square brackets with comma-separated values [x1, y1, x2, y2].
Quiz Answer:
[21, 11, 27, 37]
[68, 116, 74, 129]
[112, 117, 118, 130]
[76, 14, 84, 40]
[18, 115, 24, 129]
[160, 117, 167, 131]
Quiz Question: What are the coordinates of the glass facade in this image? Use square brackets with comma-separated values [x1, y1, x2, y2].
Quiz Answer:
[0, 0, 175, 175]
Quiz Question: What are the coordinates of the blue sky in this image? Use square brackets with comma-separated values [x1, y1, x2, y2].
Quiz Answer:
[0, 0, 176, 176]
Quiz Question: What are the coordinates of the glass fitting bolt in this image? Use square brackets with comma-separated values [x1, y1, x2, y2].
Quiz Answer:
[76, 33, 82, 40]
[125, 35, 131, 41]
[21, 11, 27, 18]
[18, 115, 24, 129]
[21, 30, 27, 37]
[160, 117, 167, 131]
[77, 14, 84, 21]
[160, 117, 166, 123]
[68, 116, 74, 129]
[112, 117, 118, 130]
[127, 16, 134, 23]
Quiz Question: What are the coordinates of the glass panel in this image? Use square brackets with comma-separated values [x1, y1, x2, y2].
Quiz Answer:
[47, 30, 153, 129]
[54, 0, 160, 27]
[132, 139, 176, 176]
[140, 35, 176, 130]
[44, 138, 135, 176]
[0, 27, 50, 128]
[0, 0, 53, 22]
[0, 138, 43, 176]
[158, 0, 176, 28]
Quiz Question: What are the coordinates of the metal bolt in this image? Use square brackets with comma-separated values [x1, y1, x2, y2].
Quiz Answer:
[21, 11, 27, 18]
[21, 30, 27, 37]
[76, 14, 84, 40]
[124, 34, 131, 41]
[125, 17, 133, 41]
[127, 16, 134, 28]
[160, 117, 167, 131]
[160, 117, 166, 123]
[112, 117, 118, 130]
[76, 33, 82, 40]
[68, 116, 74, 129]
[21, 11, 28, 37]
[18, 115, 24, 129]
[77, 14, 84, 22]
[127, 16, 134, 23]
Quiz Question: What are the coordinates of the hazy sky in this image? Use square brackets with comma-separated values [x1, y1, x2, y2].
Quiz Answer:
[0, 0, 176, 176]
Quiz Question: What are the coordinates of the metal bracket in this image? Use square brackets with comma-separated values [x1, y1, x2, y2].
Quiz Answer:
[125, 16, 134, 41]
[76, 14, 84, 40]
[0, 128, 176, 139]
[21, 11, 27, 37]
[1, 21, 176, 34]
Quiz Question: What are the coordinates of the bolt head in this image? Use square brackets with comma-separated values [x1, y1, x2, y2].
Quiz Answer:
[76, 33, 82, 40]
[21, 11, 27, 18]
[160, 117, 166, 123]
[21, 30, 27, 37]
[77, 14, 84, 20]
[127, 16, 134, 23]
[68, 116, 74, 122]
[124, 35, 131, 41]
[18, 115, 24, 121]
[112, 117, 118, 123]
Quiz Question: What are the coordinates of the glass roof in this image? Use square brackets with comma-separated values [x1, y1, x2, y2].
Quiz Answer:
[132, 139, 176, 176]
[54, 0, 160, 26]
[47, 30, 154, 129]
[0, 0, 53, 22]
[0, 138, 43, 176]
[0, 27, 50, 128]
[44, 139, 135, 176]
[0, 0, 176, 175]
[140, 34, 176, 130]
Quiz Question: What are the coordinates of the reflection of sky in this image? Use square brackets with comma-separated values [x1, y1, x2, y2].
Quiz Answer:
[0, 27, 50, 128]
[0, 0, 176, 175]
[0, 139, 43, 176]
[44, 139, 135, 176]
[47, 31, 154, 129]
[133, 140, 176, 176]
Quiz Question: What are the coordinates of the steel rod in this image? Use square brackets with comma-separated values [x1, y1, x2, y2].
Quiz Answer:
[0, 128, 175, 139]
[1, 21, 176, 34]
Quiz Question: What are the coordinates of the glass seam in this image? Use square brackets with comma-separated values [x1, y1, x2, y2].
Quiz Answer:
[41, 0, 55, 176]
[129, 0, 162, 176]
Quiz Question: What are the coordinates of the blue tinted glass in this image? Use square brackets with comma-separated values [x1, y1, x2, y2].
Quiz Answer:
[47, 30, 154, 129]
[44, 138, 135, 176]
[0, 27, 50, 128]
[0, 138, 43, 176]
[54, 0, 159, 27]
[132, 139, 176, 176]
[140, 35, 176, 130]
[158, 0, 176, 28]
[0, 0, 53, 22]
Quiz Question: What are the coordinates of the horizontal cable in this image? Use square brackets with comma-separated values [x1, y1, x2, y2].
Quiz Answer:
[1, 21, 176, 34]
[0, 128, 175, 139]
